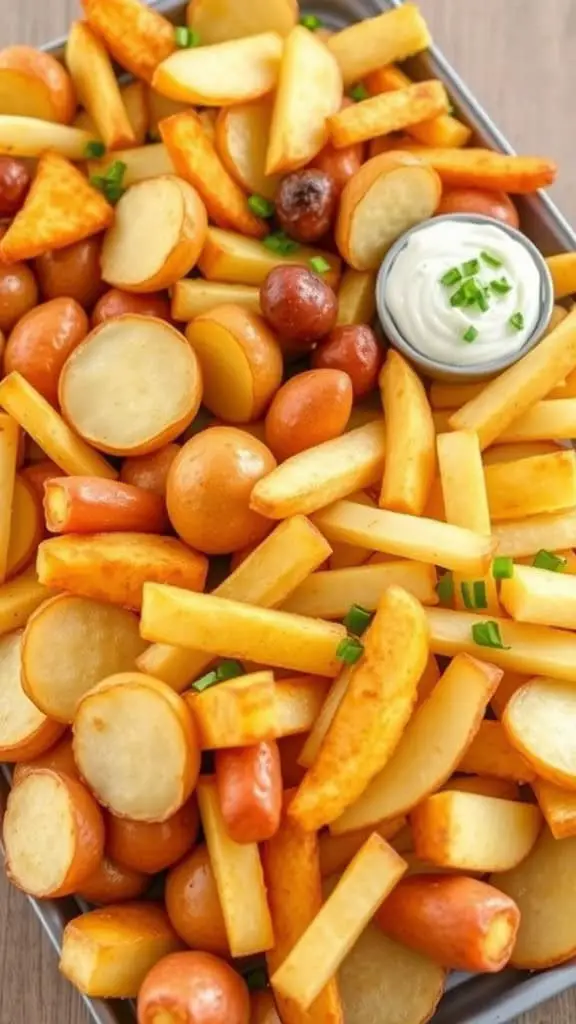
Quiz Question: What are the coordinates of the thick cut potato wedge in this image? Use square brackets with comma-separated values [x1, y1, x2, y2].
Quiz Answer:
[172, 280, 260, 320]
[197, 776, 274, 957]
[485, 450, 576, 521]
[74, 672, 200, 822]
[187, 0, 297, 44]
[88, 144, 175, 187]
[532, 779, 576, 839]
[503, 678, 576, 789]
[329, 81, 448, 149]
[365, 63, 471, 147]
[0, 414, 19, 583]
[0, 566, 51, 638]
[198, 226, 341, 289]
[491, 828, 576, 969]
[22, 594, 146, 724]
[331, 654, 501, 834]
[154, 33, 283, 106]
[0, 153, 113, 263]
[250, 422, 386, 519]
[66, 22, 135, 150]
[273, 676, 331, 739]
[546, 252, 576, 300]
[59, 317, 202, 457]
[3, 769, 104, 898]
[81, 0, 176, 83]
[7, 475, 43, 581]
[266, 26, 342, 175]
[0, 116, 92, 159]
[412, 791, 542, 872]
[186, 672, 276, 749]
[501, 563, 576, 628]
[456, 719, 535, 783]
[336, 152, 441, 271]
[141, 585, 346, 677]
[282, 559, 437, 618]
[289, 586, 429, 831]
[335, 268, 376, 326]
[318, 818, 406, 879]
[0, 46, 76, 123]
[216, 97, 280, 200]
[297, 668, 351, 770]
[327, 4, 431, 87]
[379, 349, 436, 515]
[493, 510, 576, 558]
[400, 146, 557, 193]
[60, 903, 182, 997]
[0, 630, 64, 762]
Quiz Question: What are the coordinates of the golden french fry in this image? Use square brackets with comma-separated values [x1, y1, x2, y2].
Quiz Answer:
[0, 415, 19, 583]
[120, 80, 148, 145]
[87, 143, 175, 186]
[483, 441, 562, 464]
[171, 279, 260, 321]
[379, 350, 436, 516]
[504, 678, 576, 790]
[399, 147, 557, 194]
[546, 252, 576, 300]
[0, 566, 51, 637]
[532, 779, 576, 839]
[198, 227, 341, 290]
[493, 399, 576, 442]
[327, 4, 431, 87]
[331, 654, 501, 834]
[273, 676, 331, 738]
[66, 21, 135, 150]
[493, 509, 576, 558]
[457, 719, 536, 783]
[318, 817, 406, 878]
[185, 672, 276, 749]
[335, 268, 376, 326]
[329, 81, 448, 148]
[365, 63, 471, 147]
[328, 490, 376, 570]
[282, 560, 437, 618]
[500, 563, 576, 628]
[486, 450, 576, 521]
[297, 667, 351, 770]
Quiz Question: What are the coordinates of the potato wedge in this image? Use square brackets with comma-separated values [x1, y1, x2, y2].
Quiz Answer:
[22, 594, 146, 724]
[185, 672, 275, 749]
[400, 146, 557, 193]
[60, 903, 182, 997]
[197, 775, 274, 957]
[336, 152, 441, 271]
[266, 26, 342, 175]
[485, 450, 576, 521]
[503, 678, 576, 789]
[0, 566, 51, 638]
[330, 81, 448, 149]
[297, 668, 351, 770]
[7, 475, 43, 580]
[74, 672, 199, 821]
[187, 0, 297, 44]
[120, 80, 148, 145]
[0, 46, 76, 124]
[327, 5, 431, 88]
[532, 779, 576, 840]
[493, 510, 576, 558]
[0, 152, 113, 263]
[335, 268, 376, 326]
[59, 316, 202, 456]
[198, 226, 341, 289]
[331, 654, 501, 834]
[3, 768, 104, 898]
[87, 143, 175, 187]
[273, 676, 331, 739]
[82, 0, 176, 84]
[282, 560, 437, 618]
[0, 116, 92, 159]
[154, 33, 283, 106]
[289, 586, 429, 831]
[365, 63, 471, 148]
[66, 21, 135, 151]
[0, 630, 64, 762]
[328, 491, 376, 570]
[172, 280, 261, 321]
[500, 563, 576, 628]
[216, 98, 280, 200]
[379, 349, 436, 515]
[0, 414, 19, 583]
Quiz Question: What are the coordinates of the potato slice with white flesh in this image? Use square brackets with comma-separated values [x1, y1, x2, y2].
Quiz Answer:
[22, 594, 147, 724]
[171, 280, 260, 321]
[0, 566, 51, 638]
[336, 268, 377, 327]
[331, 654, 501, 834]
[298, 667, 351, 770]
[59, 316, 202, 457]
[503, 677, 576, 789]
[187, 0, 297, 44]
[457, 720, 536, 784]
[411, 791, 542, 872]
[101, 176, 207, 292]
[327, 4, 431, 88]
[282, 560, 438, 618]
[266, 26, 342, 175]
[485, 450, 576, 521]
[87, 144, 175, 187]
[198, 227, 342, 290]
[491, 827, 576, 969]
[66, 21, 135, 150]
[3, 769, 104, 898]
[0, 115, 94, 159]
[379, 349, 436, 516]
[73, 672, 200, 822]
[500, 563, 576, 628]
[289, 586, 429, 832]
[216, 97, 280, 200]
[153, 33, 283, 106]
[271, 834, 406, 1010]
[0, 630, 64, 761]
[0, 47, 76, 123]
[186, 672, 276, 750]
[336, 152, 441, 271]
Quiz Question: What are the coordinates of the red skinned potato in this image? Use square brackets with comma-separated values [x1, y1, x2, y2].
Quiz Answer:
[0, 157, 31, 217]
[310, 101, 364, 195]
[92, 288, 171, 327]
[4, 298, 88, 406]
[107, 798, 199, 874]
[137, 951, 250, 1024]
[35, 237, 106, 309]
[77, 856, 148, 906]
[215, 740, 282, 844]
[312, 324, 382, 398]
[436, 187, 520, 227]
[43, 477, 168, 534]
[275, 169, 338, 243]
[260, 266, 338, 350]
[165, 846, 230, 956]
[120, 444, 180, 497]
[0, 262, 39, 334]
[0, 46, 76, 123]
[265, 369, 353, 461]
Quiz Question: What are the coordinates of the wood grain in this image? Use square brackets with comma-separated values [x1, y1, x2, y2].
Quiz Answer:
[1, 1, 575, 1022]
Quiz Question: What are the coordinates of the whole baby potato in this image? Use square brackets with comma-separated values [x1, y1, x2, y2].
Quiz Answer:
[92, 288, 171, 327]
[265, 369, 353, 461]
[436, 188, 520, 229]
[35, 237, 106, 309]
[260, 266, 338, 349]
[137, 951, 250, 1024]
[120, 444, 180, 497]
[0, 263, 38, 334]
[166, 426, 276, 555]
[0, 156, 31, 217]
[312, 324, 382, 398]
[275, 169, 338, 243]
[4, 297, 88, 405]
[165, 846, 229, 957]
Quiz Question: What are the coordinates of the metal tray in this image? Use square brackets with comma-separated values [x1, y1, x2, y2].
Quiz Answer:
[9, 0, 576, 1021]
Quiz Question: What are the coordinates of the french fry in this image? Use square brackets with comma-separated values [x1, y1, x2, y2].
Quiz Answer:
[457, 720, 536, 783]
[0, 415, 19, 583]
[282, 560, 438, 618]
[297, 668, 351, 770]
[415, 652, 441, 706]
[412, 791, 542, 872]
[197, 776, 274, 957]
[486, 450, 576, 521]
[331, 654, 501, 834]
[546, 252, 576, 300]
[493, 509, 576, 559]
[399, 146, 557, 193]
[449, 307, 576, 449]
[444, 775, 522, 801]
[137, 516, 331, 691]
[160, 112, 267, 239]
[154, 33, 283, 107]
[329, 491, 376, 569]
[312, 500, 496, 576]
[82, 0, 176, 84]
[329, 81, 448, 148]
[171, 280, 260, 321]
[141, 586, 346, 677]
[489, 399, 576, 442]
[273, 676, 331, 738]
[0, 566, 51, 637]
[87, 143, 175, 186]
[483, 441, 562, 464]
[327, 4, 431, 87]
[185, 672, 276, 749]
[504, 678, 576, 790]
[198, 227, 341, 290]
[365, 64, 471, 147]
[271, 833, 406, 1010]
[335, 268, 376, 326]
[318, 817, 406, 878]
[0, 116, 94, 159]
[289, 586, 429, 831]
[379, 350, 436, 516]
[121, 80, 148, 145]
[0, 373, 116, 479]
[532, 779, 576, 839]
[66, 21, 135, 150]
[250, 422, 386, 519]
[0, 153, 113, 263]
[500, 563, 576, 628]
[491, 670, 527, 719]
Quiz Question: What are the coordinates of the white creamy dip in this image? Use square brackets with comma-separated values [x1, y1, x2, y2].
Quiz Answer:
[384, 220, 541, 366]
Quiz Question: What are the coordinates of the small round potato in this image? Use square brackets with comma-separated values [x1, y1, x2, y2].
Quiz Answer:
[165, 845, 229, 956]
[107, 798, 199, 874]
[137, 951, 250, 1024]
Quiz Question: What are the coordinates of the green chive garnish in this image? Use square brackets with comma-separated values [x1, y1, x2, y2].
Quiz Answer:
[441, 267, 462, 287]
[343, 604, 372, 636]
[490, 277, 512, 296]
[248, 194, 275, 218]
[242, 967, 268, 992]
[460, 581, 487, 610]
[299, 13, 322, 29]
[533, 549, 567, 572]
[462, 325, 478, 342]
[509, 312, 524, 331]
[449, 285, 466, 308]
[436, 571, 454, 603]
[192, 659, 245, 693]
[336, 636, 364, 665]
[84, 140, 105, 159]
[349, 84, 369, 103]
[472, 620, 510, 650]
[263, 231, 300, 255]
[462, 258, 480, 277]
[476, 288, 489, 313]
[89, 160, 127, 204]
[175, 26, 200, 47]
[481, 251, 503, 268]
[309, 255, 331, 274]
[492, 556, 514, 579]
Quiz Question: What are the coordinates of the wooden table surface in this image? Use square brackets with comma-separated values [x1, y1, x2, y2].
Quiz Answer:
[1, 0, 575, 1022]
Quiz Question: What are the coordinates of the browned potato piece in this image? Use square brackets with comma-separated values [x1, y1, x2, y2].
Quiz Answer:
[0, 630, 64, 762]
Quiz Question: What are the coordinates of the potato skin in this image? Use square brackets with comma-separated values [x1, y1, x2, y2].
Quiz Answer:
[35, 237, 106, 309]
[107, 798, 200, 874]
[77, 856, 148, 905]
[311, 139, 364, 195]
[4, 298, 88, 405]
[0, 263, 38, 334]
[0, 157, 31, 217]
[275, 169, 338, 243]
[120, 444, 180, 497]
[137, 951, 250, 1024]
[260, 266, 338, 349]
[312, 325, 382, 398]
[92, 288, 171, 326]
[215, 741, 282, 843]
[436, 188, 519, 228]
[165, 846, 230, 957]
[265, 369, 353, 461]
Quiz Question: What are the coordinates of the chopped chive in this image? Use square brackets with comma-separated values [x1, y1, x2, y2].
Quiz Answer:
[192, 659, 245, 693]
[299, 13, 322, 29]
[336, 636, 364, 665]
[436, 571, 454, 603]
[492, 556, 514, 580]
[509, 311, 524, 331]
[309, 255, 331, 274]
[462, 325, 478, 342]
[490, 277, 512, 296]
[472, 620, 510, 650]
[89, 160, 127, 204]
[84, 140, 105, 159]
[460, 582, 474, 610]
[477, 289, 489, 313]
[533, 549, 567, 572]
[263, 231, 300, 255]
[242, 967, 268, 992]
[460, 581, 487, 610]
[481, 251, 503, 268]
[175, 26, 200, 47]
[440, 267, 462, 287]
[449, 285, 466, 308]
[462, 258, 480, 277]
[349, 83, 369, 102]
[248, 194, 275, 218]
[343, 604, 372, 636]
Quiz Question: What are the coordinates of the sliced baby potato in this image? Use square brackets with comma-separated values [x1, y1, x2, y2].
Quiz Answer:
[198, 226, 341, 289]
[66, 21, 135, 151]
[87, 143, 175, 187]
[3, 768, 104, 898]
[0, 46, 76, 123]
[216, 97, 280, 200]
[0, 566, 51, 639]
[59, 316, 202, 456]
[187, 0, 297, 44]
[12, 733, 79, 786]
[171, 280, 260, 321]
[336, 151, 441, 271]
[0, 630, 64, 761]
[81, 0, 176, 84]
[503, 677, 576, 789]
[73, 672, 200, 822]
[6, 474, 43, 579]
[153, 33, 284, 106]
[22, 594, 147, 724]
[101, 175, 207, 292]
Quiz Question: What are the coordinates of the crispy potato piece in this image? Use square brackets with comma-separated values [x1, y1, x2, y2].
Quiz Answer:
[335, 268, 376, 326]
[503, 678, 576, 789]
[327, 4, 431, 88]
[186, 0, 297, 44]
[365, 64, 471, 147]
[491, 398, 576, 442]
[147, 89, 191, 140]
[197, 775, 274, 957]
[532, 779, 576, 839]
[415, 652, 441, 706]
[491, 827, 576, 968]
[274, 676, 331, 739]
[379, 349, 436, 515]
[137, 515, 331, 691]
[331, 654, 501, 834]
[483, 441, 562, 464]
[493, 509, 576, 558]
[87, 143, 175, 187]
[328, 491, 376, 570]
[330, 82, 448, 148]
[141, 586, 346, 677]
[319, 818, 406, 879]
[0, 414, 19, 583]
[216, 97, 280, 200]
[0, 46, 76, 124]
[444, 775, 521, 800]
[266, 26, 342, 175]
[7, 475, 43, 580]
[185, 672, 276, 749]
[297, 668, 351, 770]
[457, 720, 536, 783]
[154, 33, 283, 106]
[289, 586, 429, 831]
[282, 560, 437, 618]
[198, 226, 341, 289]
[66, 21, 135, 150]
[272, 834, 406, 1010]
[82, 0, 176, 83]
[160, 112, 266, 239]
[313, 500, 496, 575]
[0, 630, 64, 762]
[0, 116, 93, 159]
[400, 146, 557, 193]
[0, 152, 113, 263]
[500, 563, 576, 628]
[120, 80, 147, 145]
[60, 903, 182, 997]
[0, 566, 51, 638]
[172, 280, 260, 320]
[546, 252, 576, 299]
[485, 450, 576, 520]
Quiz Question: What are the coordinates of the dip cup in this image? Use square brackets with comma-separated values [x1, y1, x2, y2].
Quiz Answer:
[375, 213, 554, 382]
